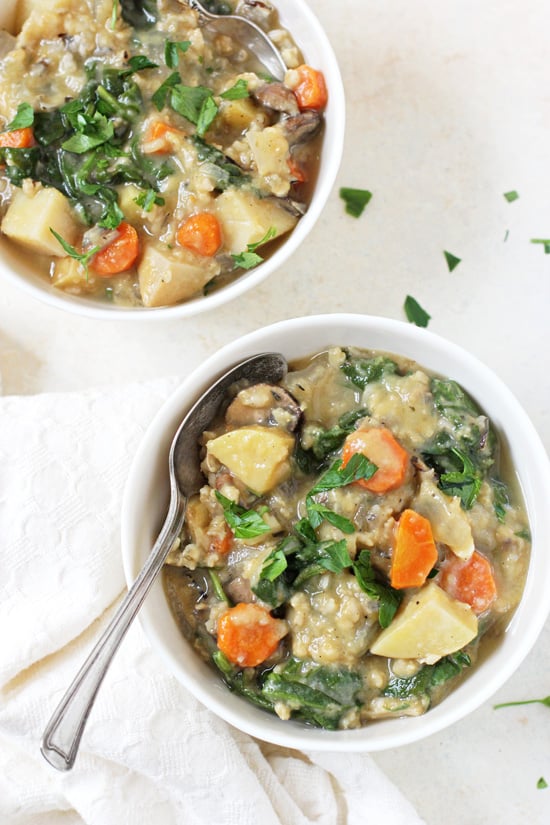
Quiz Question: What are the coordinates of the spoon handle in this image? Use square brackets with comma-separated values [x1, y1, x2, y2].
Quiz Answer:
[40, 490, 185, 771]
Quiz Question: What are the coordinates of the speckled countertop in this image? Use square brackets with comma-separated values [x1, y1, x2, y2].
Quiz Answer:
[1, 1, 549, 823]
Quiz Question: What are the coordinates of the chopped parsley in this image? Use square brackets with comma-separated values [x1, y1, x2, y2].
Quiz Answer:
[5, 102, 34, 131]
[164, 40, 191, 69]
[339, 187, 372, 218]
[503, 190, 519, 202]
[444, 250, 461, 272]
[404, 294, 431, 327]
[232, 226, 277, 269]
[220, 79, 250, 100]
[537, 777, 548, 790]
[49, 229, 100, 275]
[494, 694, 550, 710]
[215, 491, 271, 539]
[530, 238, 550, 254]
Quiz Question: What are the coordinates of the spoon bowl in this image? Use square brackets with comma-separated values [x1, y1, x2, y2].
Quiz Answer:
[40, 351, 288, 771]
[188, 0, 287, 80]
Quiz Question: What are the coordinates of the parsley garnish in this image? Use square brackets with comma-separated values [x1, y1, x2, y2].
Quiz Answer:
[537, 777, 548, 790]
[530, 238, 550, 254]
[444, 250, 461, 271]
[503, 190, 519, 202]
[165, 40, 191, 69]
[404, 294, 431, 327]
[134, 188, 165, 211]
[5, 102, 34, 131]
[49, 229, 100, 275]
[232, 226, 277, 269]
[339, 187, 372, 218]
[220, 79, 250, 100]
[494, 695, 550, 710]
[215, 491, 271, 539]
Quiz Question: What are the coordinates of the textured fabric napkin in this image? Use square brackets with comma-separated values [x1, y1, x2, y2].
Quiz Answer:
[0, 378, 426, 825]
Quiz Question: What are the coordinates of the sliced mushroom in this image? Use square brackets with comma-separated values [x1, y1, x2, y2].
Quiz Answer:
[225, 383, 302, 432]
[282, 110, 323, 146]
[252, 82, 299, 115]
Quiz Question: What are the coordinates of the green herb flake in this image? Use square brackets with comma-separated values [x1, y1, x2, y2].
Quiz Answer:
[220, 79, 250, 100]
[5, 102, 34, 131]
[404, 294, 431, 328]
[537, 777, 548, 790]
[164, 40, 191, 69]
[494, 694, 550, 710]
[232, 227, 276, 269]
[215, 491, 271, 539]
[530, 238, 550, 254]
[503, 190, 519, 202]
[49, 229, 99, 275]
[444, 250, 461, 271]
[339, 187, 372, 218]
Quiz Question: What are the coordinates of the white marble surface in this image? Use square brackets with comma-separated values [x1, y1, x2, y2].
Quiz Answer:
[1, 1, 549, 823]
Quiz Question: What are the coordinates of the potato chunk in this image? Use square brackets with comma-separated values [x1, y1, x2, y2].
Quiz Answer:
[214, 189, 297, 255]
[206, 425, 294, 494]
[370, 582, 478, 662]
[1, 186, 80, 256]
[138, 242, 220, 307]
[246, 126, 290, 196]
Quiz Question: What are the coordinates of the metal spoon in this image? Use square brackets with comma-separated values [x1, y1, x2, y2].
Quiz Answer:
[188, 0, 287, 81]
[40, 351, 288, 771]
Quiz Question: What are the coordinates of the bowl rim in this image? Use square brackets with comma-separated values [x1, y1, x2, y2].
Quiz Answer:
[0, 0, 345, 321]
[121, 313, 550, 750]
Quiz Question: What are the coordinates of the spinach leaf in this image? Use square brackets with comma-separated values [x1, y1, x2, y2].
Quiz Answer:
[383, 651, 471, 699]
[491, 478, 510, 522]
[352, 550, 401, 627]
[261, 658, 362, 728]
[438, 448, 482, 510]
[296, 407, 369, 474]
[191, 135, 249, 189]
[341, 352, 398, 390]
[120, 0, 158, 28]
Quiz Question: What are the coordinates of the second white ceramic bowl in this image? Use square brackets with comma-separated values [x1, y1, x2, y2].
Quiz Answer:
[121, 313, 550, 751]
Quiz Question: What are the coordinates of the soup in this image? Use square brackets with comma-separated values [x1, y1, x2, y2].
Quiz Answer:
[163, 346, 531, 729]
[0, 0, 325, 307]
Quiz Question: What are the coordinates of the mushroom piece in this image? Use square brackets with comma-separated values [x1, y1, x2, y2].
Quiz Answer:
[282, 110, 323, 146]
[252, 82, 300, 115]
[225, 383, 302, 432]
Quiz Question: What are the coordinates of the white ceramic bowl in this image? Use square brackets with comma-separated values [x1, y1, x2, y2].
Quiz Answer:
[0, 1, 344, 320]
[121, 314, 550, 751]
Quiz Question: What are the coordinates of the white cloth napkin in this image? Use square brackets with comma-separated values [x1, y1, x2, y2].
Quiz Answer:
[0, 378, 426, 825]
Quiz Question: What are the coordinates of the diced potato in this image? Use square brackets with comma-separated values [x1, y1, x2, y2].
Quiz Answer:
[15, 0, 66, 32]
[214, 189, 297, 255]
[118, 184, 146, 224]
[246, 126, 290, 196]
[219, 98, 267, 132]
[138, 242, 220, 308]
[370, 582, 478, 662]
[51, 256, 96, 293]
[1, 186, 80, 256]
[206, 425, 295, 494]
[413, 475, 475, 560]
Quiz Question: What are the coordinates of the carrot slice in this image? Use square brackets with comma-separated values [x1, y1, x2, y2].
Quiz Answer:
[438, 550, 497, 614]
[142, 121, 183, 154]
[210, 526, 233, 556]
[176, 212, 222, 257]
[216, 602, 287, 667]
[292, 65, 328, 111]
[391, 509, 438, 589]
[341, 427, 409, 493]
[287, 156, 308, 183]
[90, 222, 139, 276]
[0, 127, 35, 149]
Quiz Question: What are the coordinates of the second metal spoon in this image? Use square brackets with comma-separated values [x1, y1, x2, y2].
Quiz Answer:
[188, 0, 287, 80]
[40, 350, 288, 771]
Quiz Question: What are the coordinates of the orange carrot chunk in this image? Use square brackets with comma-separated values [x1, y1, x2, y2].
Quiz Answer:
[438, 550, 497, 614]
[341, 427, 409, 494]
[293, 65, 328, 111]
[177, 212, 222, 257]
[217, 602, 287, 667]
[90, 222, 139, 276]
[142, 121, 183, 154]
[287, 156, 308, 183]
[0, 127, 35, 149]
[391, 509, 438, 589]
